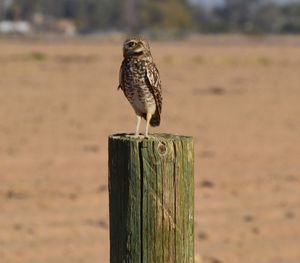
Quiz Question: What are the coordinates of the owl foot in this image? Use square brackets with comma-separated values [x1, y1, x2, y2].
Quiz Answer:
[124, 133, 150, 140]
[125, 133, 144, 139]
[133, 133, 140, 138]
[133, 134, 150, 140]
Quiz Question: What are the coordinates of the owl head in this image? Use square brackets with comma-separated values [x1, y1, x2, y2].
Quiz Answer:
[123, 38, 152, 59]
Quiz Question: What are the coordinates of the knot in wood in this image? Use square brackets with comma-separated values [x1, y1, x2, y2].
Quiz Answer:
[157, 142, 167, 155]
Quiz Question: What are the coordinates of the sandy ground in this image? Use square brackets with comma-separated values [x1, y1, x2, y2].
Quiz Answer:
[0, 36, 299, 263]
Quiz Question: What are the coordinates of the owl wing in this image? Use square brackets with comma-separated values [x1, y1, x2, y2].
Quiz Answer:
[146, 63, 162, 126]
[118, 61, 125, 91]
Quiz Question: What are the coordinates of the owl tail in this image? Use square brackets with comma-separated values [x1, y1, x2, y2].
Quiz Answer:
[150, 112, 160, 127]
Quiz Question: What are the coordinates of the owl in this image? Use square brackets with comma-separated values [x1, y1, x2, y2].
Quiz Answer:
[118, 38, 162, 137]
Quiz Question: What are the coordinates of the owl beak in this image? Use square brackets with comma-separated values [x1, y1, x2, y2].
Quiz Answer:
[132, 46, 144, 53]
[126, 47, 144, 56]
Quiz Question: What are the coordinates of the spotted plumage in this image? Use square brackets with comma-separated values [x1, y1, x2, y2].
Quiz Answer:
[118, 38, 162, 137]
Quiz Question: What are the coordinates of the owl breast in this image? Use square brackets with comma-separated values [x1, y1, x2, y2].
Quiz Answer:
[123, 59, 156, 116]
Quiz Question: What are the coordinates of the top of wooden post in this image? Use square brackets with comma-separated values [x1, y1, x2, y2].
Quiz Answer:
[109, 133, 193, 142]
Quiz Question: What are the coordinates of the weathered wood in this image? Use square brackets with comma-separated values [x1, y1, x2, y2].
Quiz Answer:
[108, 134, 194, 263]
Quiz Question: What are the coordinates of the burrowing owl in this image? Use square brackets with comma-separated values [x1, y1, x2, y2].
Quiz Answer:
[118, 38, 162, 137]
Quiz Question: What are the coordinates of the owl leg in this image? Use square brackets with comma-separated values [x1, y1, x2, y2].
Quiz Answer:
[135, 115, 142, 136]
[145, 112, 152, 138]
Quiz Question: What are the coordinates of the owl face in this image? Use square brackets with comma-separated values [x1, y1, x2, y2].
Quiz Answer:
[123, 38, 151, 58]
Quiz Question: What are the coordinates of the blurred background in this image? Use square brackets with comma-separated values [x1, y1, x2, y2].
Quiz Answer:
[1, 0, 300, 36]
[0, 1, 300, 263]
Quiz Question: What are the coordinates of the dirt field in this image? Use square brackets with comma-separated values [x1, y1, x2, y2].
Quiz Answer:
[0, 36, 299, 263]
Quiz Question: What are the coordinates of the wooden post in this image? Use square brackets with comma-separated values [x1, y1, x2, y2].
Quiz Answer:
[108, 134, 194, 263]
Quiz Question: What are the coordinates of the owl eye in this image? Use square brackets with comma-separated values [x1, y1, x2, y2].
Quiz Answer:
[128, 41, 136, 48]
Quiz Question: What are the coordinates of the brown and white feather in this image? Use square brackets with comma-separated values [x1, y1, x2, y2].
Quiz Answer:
[118, 38, 162, 127]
